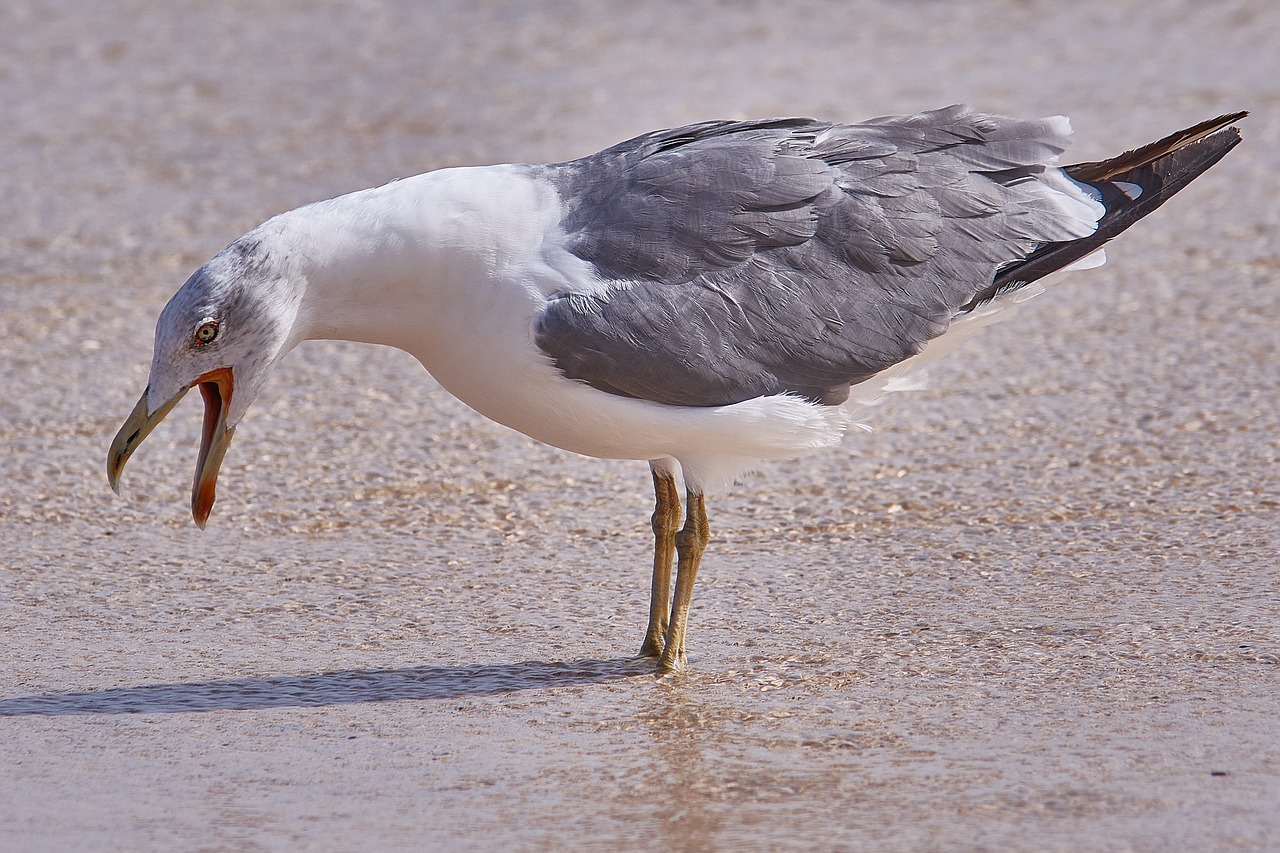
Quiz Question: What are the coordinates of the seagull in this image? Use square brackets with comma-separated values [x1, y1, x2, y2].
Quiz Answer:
[108, 105, 1244, 673]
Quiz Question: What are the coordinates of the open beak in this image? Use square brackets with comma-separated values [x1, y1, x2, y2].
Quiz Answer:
[107, 367, 236, 529]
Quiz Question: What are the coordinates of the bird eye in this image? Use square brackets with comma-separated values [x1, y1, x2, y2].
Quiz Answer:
[194, 320, 220, 346]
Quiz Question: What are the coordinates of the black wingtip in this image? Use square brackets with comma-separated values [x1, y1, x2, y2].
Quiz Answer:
[1065, 111, 1247, 183]
[960, 111, 1246, 312]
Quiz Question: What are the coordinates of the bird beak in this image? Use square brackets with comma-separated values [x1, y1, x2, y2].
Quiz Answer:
[107, 367, 236, 529]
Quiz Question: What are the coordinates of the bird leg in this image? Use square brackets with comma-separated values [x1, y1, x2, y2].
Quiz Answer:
[656, 489, 708, 674]
[639, 466, 681, 658]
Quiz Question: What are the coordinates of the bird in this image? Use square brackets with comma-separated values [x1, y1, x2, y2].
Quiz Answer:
[108, 105, 1245, 673]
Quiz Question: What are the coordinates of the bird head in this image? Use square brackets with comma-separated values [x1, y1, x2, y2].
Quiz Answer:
[107, 235, 303, 527]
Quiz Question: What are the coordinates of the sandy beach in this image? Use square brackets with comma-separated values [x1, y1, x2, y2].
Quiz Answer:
[2, 1, 1277, 850]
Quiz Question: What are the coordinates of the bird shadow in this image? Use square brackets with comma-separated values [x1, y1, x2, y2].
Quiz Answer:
[0, 656, 657, 717]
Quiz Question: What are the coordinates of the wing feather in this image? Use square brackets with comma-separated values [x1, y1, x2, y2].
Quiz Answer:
[534, 106, 1099, 406]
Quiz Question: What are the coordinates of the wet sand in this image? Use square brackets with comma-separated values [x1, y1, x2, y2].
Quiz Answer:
[2, 1, 1278, 850]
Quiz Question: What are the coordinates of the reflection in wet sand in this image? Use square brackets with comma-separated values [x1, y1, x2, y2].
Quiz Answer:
[638, 685, 722, 851]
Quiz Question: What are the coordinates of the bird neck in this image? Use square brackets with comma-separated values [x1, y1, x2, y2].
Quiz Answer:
[285, 164, 563, 363]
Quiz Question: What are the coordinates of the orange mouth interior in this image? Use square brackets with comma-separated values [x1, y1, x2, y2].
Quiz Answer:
[192, 367, 234, 526]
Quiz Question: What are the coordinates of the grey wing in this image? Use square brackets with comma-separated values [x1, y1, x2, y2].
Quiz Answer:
[534, 105, 1098, 407]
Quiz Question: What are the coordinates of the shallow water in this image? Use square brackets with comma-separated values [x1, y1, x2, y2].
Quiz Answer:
[2, 1, 1278, 850]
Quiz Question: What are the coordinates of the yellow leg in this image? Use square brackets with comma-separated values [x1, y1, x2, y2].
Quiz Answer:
[656, 489, 708, 674]
[639, 466, 681, 658]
